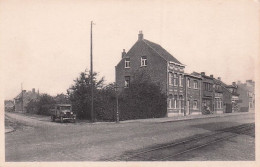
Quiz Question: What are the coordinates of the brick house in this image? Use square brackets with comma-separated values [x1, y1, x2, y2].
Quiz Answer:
[213, 77, 224, 114]
[237, 80, 255, 112]
[191, 72, 214, 114]
[184, 73, 202, 115]
[226, 82, 240, 113]
[14, 88, 39, 113]
[115, 31, 185, 117]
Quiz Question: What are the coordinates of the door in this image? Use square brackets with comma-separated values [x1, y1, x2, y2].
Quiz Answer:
[187, 100, 190, 115]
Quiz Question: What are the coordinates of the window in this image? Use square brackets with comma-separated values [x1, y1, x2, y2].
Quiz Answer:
[174, 73, 178, 86]
[187, 78, 190, 88]
[124, 76, 130, 88]
[125, 58, 130, 68]
[194, 80, 198, 89]
[179, 75, 183, 87]
[169, 73, 173, 85]
[174, 99, 177, 109]
[193, 100, 198, 109]
[141, 56, 147, 66]
[249, 102, 253, 109]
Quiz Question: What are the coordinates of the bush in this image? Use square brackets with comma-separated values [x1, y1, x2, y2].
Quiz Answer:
[118, 72, 167, 121]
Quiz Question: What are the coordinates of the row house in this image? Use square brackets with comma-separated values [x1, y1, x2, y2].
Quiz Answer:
[191, 72, 215, 114]
[115, 31, 185, 117]
[213, 77, 224, 114]
[237, 80, 255, 112]
[184, 73, 202, 115]
[226, 82, 240, 112]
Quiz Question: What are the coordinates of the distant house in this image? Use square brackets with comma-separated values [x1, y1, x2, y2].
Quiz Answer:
[4, 100, 14, 112]
[14, 88, 39, 113]
[115, 31, 185, 117]
[237, 80, 255, 112]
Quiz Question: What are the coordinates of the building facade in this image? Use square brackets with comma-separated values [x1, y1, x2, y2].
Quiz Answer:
[237, 80, 255, 112]
[184, 73, 202, 115]
[115, 31, 185, 117]
[213, 77, 224, 114]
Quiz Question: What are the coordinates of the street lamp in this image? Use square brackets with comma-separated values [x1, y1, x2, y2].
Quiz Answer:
[114, 84, 120, 123]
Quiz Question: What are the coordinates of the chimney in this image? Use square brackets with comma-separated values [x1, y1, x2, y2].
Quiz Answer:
[32, 88, 35, 93]
[210, 75, 214, 78]
[217, 77, 221, 81]
[201, 72, 205, 76]
[138, 31, 143, 40]
[121, 49, 126, 58]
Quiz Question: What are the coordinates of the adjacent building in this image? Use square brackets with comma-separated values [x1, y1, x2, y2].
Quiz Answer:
[237, 80, 255, 112]
[213, 77, 224, 114]
[184, 73, 202, 115]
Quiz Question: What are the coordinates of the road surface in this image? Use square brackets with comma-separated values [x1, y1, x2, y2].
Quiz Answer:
[5, 112, 255, 161]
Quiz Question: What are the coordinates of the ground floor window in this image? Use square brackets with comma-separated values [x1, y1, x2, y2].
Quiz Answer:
[193, 100, 198, 109]
[215, 98, 223, 109]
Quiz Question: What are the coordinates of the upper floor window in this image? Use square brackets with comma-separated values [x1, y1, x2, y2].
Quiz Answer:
[125, 76, 130, 88]
[141, 56, 147, 66]
[194, 80, 198, 89]
[125, 58, 130, 68]
[174, 73, 178, 86]
[187, 78, 190, 88]
[179, 75, 183, 87]
[169, 73, 173, 85]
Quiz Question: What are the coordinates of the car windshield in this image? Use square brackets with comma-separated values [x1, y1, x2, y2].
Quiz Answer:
[59, 106, 71, 111]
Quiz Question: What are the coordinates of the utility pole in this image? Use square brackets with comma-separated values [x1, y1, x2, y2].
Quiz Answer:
[21, 83, 23, 113]
[90, 21, 95, 122]
[114, 84, 119, 123]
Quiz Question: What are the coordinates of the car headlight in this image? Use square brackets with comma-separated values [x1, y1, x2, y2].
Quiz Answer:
[71, 112, 73, 114]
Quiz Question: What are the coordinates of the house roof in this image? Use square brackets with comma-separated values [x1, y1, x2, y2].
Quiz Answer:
[14, 90, 38, 103]
[143, 39, 182, 64]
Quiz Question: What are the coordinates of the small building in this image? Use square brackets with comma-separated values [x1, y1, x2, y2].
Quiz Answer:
[14, 88, 39, 113]
[115, 31, 185, 117]
[237, 80, 255, 112]
[184, 73, 202, 115]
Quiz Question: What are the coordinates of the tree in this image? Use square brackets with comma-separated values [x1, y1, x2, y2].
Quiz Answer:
[26, 94, 56, 115]
[119, 71, 167, 120]
[54, 93, 70, 104]
[67, 70, 104, 120]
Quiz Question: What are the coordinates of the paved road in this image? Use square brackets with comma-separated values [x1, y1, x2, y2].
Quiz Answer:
[5, 112, 255, 161]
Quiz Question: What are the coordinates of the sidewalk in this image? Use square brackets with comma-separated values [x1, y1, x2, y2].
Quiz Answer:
[119, 112, 254, 124]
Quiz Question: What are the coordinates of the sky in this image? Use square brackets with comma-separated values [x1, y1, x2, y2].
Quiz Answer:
[0, 0, 259, 100]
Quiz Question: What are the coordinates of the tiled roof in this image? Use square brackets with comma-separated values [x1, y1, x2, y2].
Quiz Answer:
[143, 39, 182, 64]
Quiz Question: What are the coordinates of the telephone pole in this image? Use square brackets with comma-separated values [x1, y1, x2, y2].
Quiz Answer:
[21, 83, 23, 113]
[90, 21, 95, 122]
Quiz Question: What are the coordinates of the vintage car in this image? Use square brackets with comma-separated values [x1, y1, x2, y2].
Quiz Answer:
[50, 104, 76, 123]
